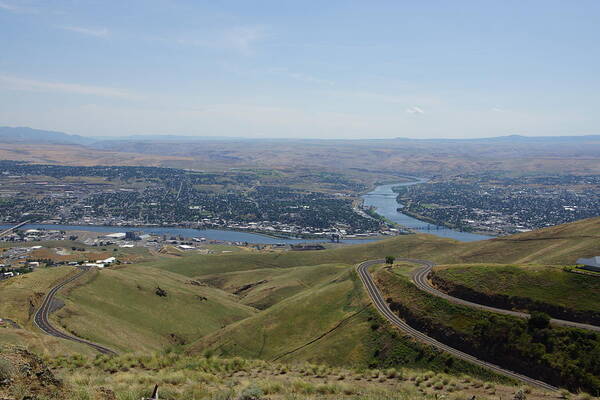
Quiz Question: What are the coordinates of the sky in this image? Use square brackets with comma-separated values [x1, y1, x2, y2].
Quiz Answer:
[1, 0, 599, 139]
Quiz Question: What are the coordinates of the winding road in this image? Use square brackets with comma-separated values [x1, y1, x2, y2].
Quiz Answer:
[356, 259, 558, 391]
[411, 261, 600, 332]
[33, 267, 117, 355]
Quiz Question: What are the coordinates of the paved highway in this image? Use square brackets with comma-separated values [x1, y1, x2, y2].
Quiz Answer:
[356, 259, 558, 391]
[33, 267, 117, 355]
[411, 260, 600, 332]
[0, 221, 29, 237]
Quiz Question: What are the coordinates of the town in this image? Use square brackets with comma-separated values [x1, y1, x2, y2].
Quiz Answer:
[0, 161, 394, 238]
[395, 174, 600, 235]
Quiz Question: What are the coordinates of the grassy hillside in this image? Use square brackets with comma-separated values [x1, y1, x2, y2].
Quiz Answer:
[432, 263, 600, 325]
[0, 266, 97, 356]
[444, 216, 600, 265]
[52, 265, 256, 353]
[197, 263, 351, 309]
[375, 264, 600, 394]
[190, 264, 510, 383]
[3, 216, 599, 395]
[0, 266, 76, 326]
[434, 264, 600, 313]
[1, 346, 559, 400]
[190, 268, 369, 365]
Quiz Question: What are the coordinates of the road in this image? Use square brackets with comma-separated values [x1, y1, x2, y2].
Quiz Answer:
[411, 260, 600, 332]
[356, 259, 558, 391]
[0, 220, 29, 237]
[33, 267, 117, 355]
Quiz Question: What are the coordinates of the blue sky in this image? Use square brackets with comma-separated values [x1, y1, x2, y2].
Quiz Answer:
[1, 0, 599, 139]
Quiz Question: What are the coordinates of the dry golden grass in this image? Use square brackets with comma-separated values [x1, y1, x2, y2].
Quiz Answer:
[44, 351, 566, 400]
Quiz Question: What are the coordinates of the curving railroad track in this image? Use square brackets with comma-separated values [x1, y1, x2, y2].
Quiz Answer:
[356, 259, 558, 391]
[33, 267, 117, 355]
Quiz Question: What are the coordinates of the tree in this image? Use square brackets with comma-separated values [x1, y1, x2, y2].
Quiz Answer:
[385, 256, 395, 265]
[528, 311, 551, 331]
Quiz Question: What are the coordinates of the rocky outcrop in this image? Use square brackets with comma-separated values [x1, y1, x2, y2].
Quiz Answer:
[0, 346, 62, 399]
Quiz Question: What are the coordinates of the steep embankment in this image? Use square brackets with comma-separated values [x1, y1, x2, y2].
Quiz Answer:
[374, 264, 600, 394]
[431, 264, 600, 325]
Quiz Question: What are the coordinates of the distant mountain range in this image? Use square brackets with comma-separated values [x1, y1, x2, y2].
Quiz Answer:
[0, 126, 95, 145]
[0, 127, 240, 145]
[1, 126, 599, 145]
[392, 134, 600, 142]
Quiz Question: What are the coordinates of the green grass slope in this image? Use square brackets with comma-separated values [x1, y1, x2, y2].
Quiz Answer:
[188, 264, 507, 383]
[2, 345, 554, 400]
[0, 266, 99, 356]
[190, 268, 370, 366]
[432, 263, 600, 325]
[375, 264, 600, 394]
[445, 216, 600, 265]
[53, 265, 256, 353]
[434, 264, 600, 313]
[197, 263, 351, 309]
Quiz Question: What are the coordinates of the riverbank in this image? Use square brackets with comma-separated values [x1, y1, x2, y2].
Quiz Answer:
[361, 181, 493, 242]
[0, 223, 381, 246]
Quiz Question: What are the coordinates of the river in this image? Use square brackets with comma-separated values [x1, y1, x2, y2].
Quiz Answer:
[361, 180, 492, 242]
[1, 180, 490, 244]
[0, 223, 375, 245]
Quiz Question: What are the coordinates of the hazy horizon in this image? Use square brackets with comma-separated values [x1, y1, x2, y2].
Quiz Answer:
[1, 1, 599, 139]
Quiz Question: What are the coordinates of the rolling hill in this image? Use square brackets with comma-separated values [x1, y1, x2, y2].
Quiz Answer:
[3, 216, 600, 396]
[52, 265, 256, 353]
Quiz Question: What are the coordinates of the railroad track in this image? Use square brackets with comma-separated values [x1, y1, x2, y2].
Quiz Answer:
[33, 267, 117, 355]
[411, 260, 600, 332]
[356, 259, 557, 391]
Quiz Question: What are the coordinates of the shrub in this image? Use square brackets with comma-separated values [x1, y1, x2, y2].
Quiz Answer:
[0, 357, 15, 380]
[238, 385, 264, 400]
[528, 312, 551, 330]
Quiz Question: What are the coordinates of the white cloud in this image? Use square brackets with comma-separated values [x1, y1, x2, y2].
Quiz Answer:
[178, 25, 266, 55]
[0, 1, 36, 13]
[288, 72, 334, 86]
[492, 107, 504, 112]
[222, 26, 265, 55]
[0, 1, 17, 11]
[405, 106, 425, 114]
[0, 75, 138, 99]
[266, 67, 334, 86]
[60, 26, 109, 38]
